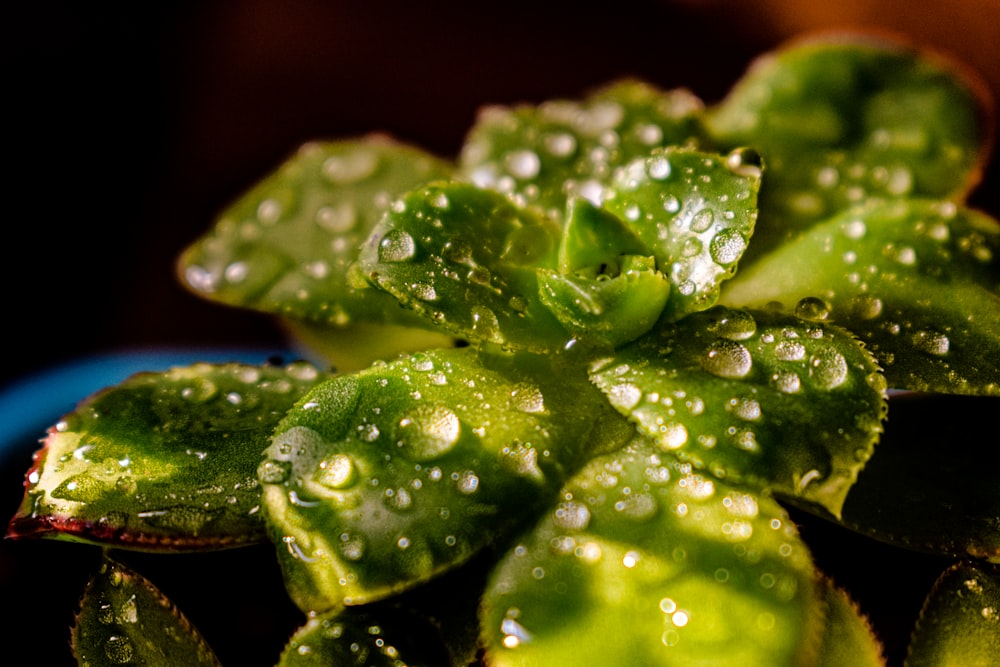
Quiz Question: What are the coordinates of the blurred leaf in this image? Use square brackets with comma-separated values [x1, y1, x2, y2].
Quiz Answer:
[480, 438, 823, 666]
[178, 135, 452, 329]
[589, 306, 887, 518]
[721, 199, 1000, 395]
[905, 561, 1000, 666]
[72, 556, 220, 666]
[261, 347, 622, 612]
[707, 34, 992, 261]
[816, 577, 886, 667]
[460, 79, 708, 217]
[8, 361, 329, 549]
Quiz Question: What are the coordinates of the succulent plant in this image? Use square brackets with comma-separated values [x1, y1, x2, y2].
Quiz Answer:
[6, 32, 999, 666]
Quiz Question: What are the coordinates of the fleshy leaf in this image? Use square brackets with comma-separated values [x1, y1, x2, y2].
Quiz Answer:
[480, 438, 823, 666]
[816, 577, 886, 667]
[537, 255, 670, 348]
[277, 605, 450, 666]
[905, 561, 1000, 666]
[707, 34, 993, 260]
[261, 347, 621, 612]
[838, 394, 1000, 561]
[600, 147, 761, 320]
[721, 199, 1000, 395]
[356, 181, 570, 352]
[177, 136, 453, 345]
[7, 360, 329, 549]
[589, 306, 887, 518]
[72, 556, 221, 666]
[459, 79, 708, 217]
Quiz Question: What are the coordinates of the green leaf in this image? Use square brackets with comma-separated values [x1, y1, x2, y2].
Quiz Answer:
[8, 361, 329, 549]
[707, 34, 992, 260]
[720, 199, 1000, 395]
[459, 79, 708, 217]
[277, 605, 450, 666]
[356, 181, 570, 352]
[905, 561, 1000, 666]
[589, 306, 887, 518]
[838, 394, 1000, 561]
[178, 135, 452, 329]
[600, 147, 761, 320]
[261, 347, 621, 612]
[72, 556, 221, 666]
[815, 577, 886, 667]
[537, 255, 670, 348]
[480, 438, 823, 666]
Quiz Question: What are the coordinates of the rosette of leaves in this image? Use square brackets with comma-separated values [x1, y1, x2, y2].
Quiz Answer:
[8, 32, 1000, 666]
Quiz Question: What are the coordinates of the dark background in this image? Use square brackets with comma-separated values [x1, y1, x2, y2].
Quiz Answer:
[2, 2, 998, 665]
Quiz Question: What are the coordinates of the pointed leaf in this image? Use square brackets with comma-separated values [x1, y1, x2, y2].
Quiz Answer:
[721, 199, 1000, 395]
[816, 577, 886, 667]
[707, 34, 993, 259]
[8, 360, 330, 549]
[178, 135, 452, 328]
[356, 181, 570, 352]
[838, 394, 1000, 561]
[72, 556, 221, 666]
[261, 347, 621, 612]
[905, 561, 1000, 666]
[589, 306, 887, 518]
[278, 605, 450, 666]
[600, 147, 761, 320]
[460, 79, 708, 217]
[480, 439, 823, 666]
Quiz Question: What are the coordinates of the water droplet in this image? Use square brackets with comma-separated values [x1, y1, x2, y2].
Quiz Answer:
[553, 500, 591, 531]
[509, 383, 546, 413]
[471, 306, 504, 344]
[712, 309, 757, 340]
[690, 208, 714, 232]
[504, 149, 541, 180]
[398, 404, 461, 460]
[316, 454, 357, 489]
[809, 347, 848, 389]
[322, 151, 378, 184]
[647, 155, 671, 180]
[457, 470, 480, 494]
[849, 294, 883, 320]
[607, 382, 643, 410]
[770, 370, 801, 394]
[725, 147, 763, 179]
[912, 330, 949, 356]
[655, 422, 688, 450]
[104, 635, 135, 664]
[257, 198, 283, 225]
[703, 340, 752, 379]
[795, 296, 830, 321]
[316, 202, 357, 233]
[378, 229, 417, 263]
[543, 132, 576, 157]
[709, 228, 747, 265]
[663, 195, 681, 213]
[383, 486, 413, 511]
[842, 219, 867, 239]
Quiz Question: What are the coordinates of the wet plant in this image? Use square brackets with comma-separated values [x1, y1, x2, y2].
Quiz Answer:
[6, 32, 999, 666]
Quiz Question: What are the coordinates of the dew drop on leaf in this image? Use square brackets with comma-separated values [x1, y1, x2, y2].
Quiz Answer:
[397, 404, 461, 460]
[378, 229, 417, 263]
[702, 340, 753, 379]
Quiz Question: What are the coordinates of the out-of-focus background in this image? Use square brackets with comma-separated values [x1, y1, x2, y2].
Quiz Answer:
[2, 2, 998, 665]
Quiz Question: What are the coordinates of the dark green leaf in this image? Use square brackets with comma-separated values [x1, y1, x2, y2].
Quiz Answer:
[356, 181, 570, 352]
[261, 347, 621, 612]
[815, 577, 886, 667]
[459, 79, 708, 217]
[708, 34, 992, 261]
[589, 306, 887, 518]
[905, 561, 1000, 666]
[721, 199, 1000, 395]
[72, 556, 221, 666]
[480, 438, 823, 666]
[8, 361, 330, 549]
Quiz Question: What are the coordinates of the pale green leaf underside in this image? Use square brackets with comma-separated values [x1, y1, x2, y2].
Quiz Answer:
[73, 556, 221, 667]
[589, 306, 887, 518]
[721, 199, 1000, 396]
[707, 35, 990, 262]
[178, 135, 452, 328]
[261, 347, 617, 612]
[459, 79, 708, 218]
[905, 561, 1000, 666]
[480, 439, 823, 666]
[9, 361, 329, 549]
